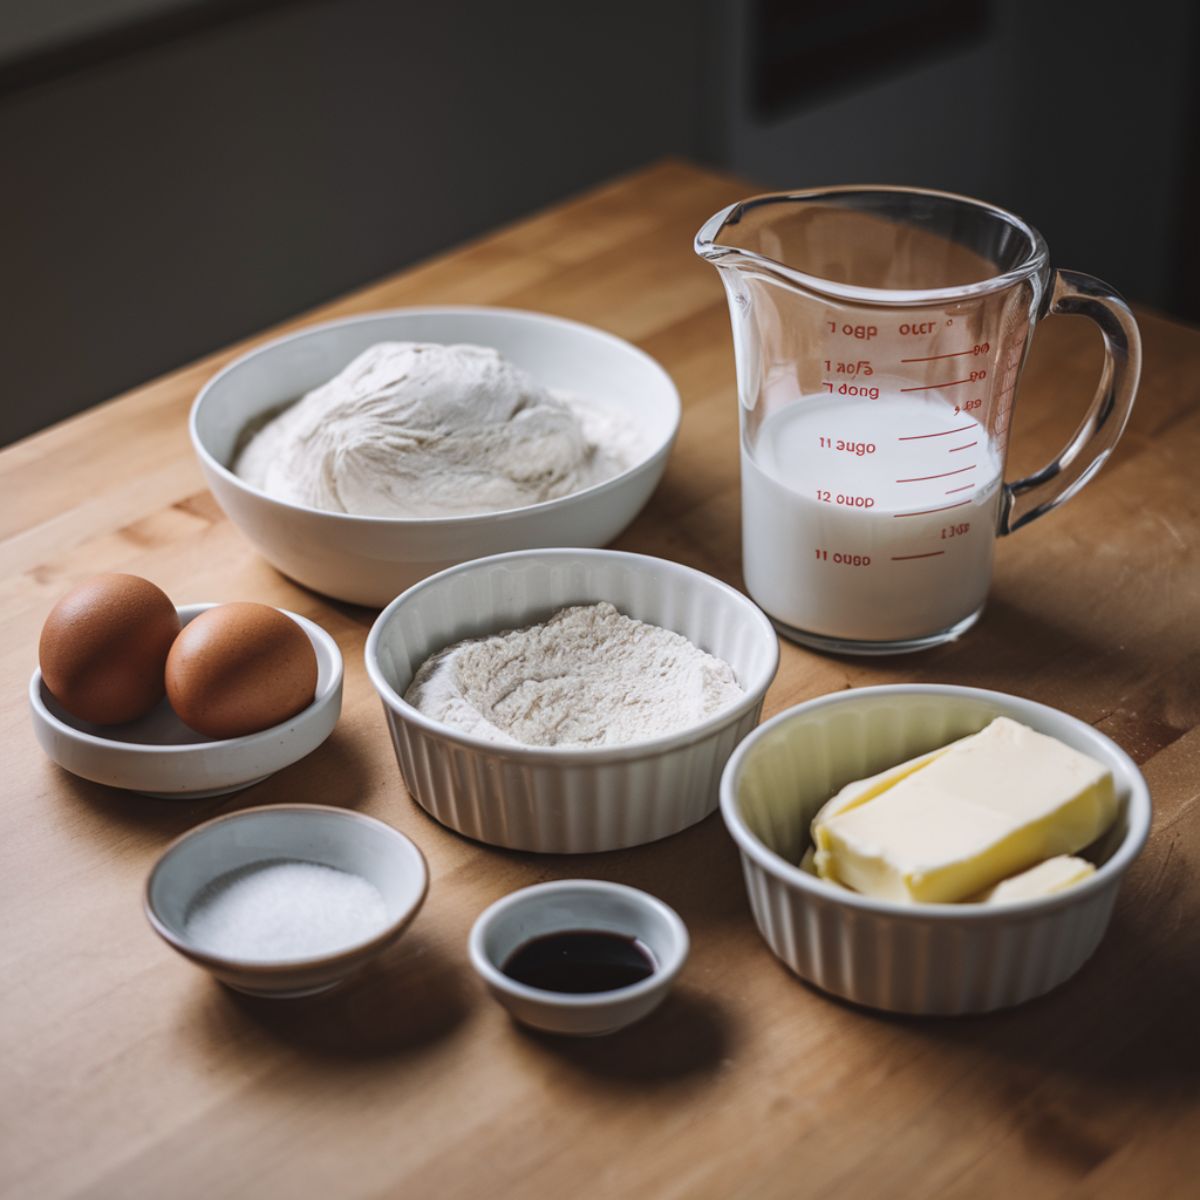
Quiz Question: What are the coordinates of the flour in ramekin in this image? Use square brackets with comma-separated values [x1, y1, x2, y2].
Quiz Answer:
[404, 602, 743, 748]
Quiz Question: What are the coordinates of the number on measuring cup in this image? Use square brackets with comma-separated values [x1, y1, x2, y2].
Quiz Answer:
[813, 549, 872, 566]
[826, 321, 878, 341]
[815, 490, 876, 509]
[821, 382, 881, 399]
[818, 436, 876, 456]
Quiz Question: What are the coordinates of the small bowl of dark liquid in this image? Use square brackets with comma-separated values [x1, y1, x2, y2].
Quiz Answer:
[503, 929, 657, 993]
[468, 880, 689, 1037]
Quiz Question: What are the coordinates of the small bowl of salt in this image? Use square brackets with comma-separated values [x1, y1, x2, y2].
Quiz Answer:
[145, 804, 428, 998]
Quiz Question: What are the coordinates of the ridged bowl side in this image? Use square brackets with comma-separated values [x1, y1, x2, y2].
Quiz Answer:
[740, 852, 1118, 1014]
[386, 701, 764, 853]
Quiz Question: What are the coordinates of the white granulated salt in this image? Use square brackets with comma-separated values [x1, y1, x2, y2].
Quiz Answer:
[404, 601, 744, 749]
[184, 860, 389, 962]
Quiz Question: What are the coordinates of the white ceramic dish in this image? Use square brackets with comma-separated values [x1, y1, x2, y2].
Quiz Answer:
[720, 685, 1152, 1015]
[190, 307, 681, 606]
[365, 548, 780, 854]
[468, 880, 689, 1036]
[145, 804, 428, 998]
[29, 603, 342, 799]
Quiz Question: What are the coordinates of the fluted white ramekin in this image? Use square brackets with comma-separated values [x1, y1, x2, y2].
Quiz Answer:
[365, 549, 779, 853]
[720, 685, 1151, 1015]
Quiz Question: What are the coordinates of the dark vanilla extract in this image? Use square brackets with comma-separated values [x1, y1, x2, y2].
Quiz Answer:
[501, 929, 656, 994]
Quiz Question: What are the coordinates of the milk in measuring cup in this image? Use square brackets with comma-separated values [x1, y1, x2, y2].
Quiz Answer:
[741, 395, 1003, 642]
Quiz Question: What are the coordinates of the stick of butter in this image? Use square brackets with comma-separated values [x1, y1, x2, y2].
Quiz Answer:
[813, 717, 1116, 904]
[812, 743, 959, 827]
[972, 855, 1096, 904]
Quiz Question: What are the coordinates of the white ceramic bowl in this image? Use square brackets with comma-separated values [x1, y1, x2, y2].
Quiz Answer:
[29, 604, 342, 799]
[468, 880, 689, 1036]
[365, 548, 780, 854]
[190, 307, 681, 606]
[145, 804, 428, 998]
[720, 685, 1152, 1015]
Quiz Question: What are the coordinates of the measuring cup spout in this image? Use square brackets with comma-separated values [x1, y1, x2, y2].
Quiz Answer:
[694, 202, 749, 265]
[694, 200, 792, 282]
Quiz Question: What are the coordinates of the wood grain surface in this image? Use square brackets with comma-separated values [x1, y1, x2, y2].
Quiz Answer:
[2, 161, 1199, 1200]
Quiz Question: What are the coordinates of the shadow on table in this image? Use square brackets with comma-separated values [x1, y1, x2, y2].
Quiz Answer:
[516, 986, 732, 1088]
[448, 808, 751, 925]
[809, 594, 1116, 693]
[193, 930, 474, 1061]
[245, 726, 376, 812]
[53, 764, 211, 841]
[54, 725, 372, 841]
[843, 849, 1200, 1100]
[282, 574, 378, 634]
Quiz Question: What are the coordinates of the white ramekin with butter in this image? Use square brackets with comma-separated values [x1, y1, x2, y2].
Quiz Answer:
[720, 685, 1151, 1015]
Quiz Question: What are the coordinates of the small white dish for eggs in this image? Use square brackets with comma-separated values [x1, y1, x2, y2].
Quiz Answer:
[191, 307, 681, 606]
[29, 603, 343, 799]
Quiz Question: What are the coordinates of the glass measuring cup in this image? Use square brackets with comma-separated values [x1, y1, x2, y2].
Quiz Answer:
[695, 186, 1141, 654]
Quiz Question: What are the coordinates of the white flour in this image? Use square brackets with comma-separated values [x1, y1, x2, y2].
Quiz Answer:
[404, 602, 744, 748]
[233, 342, 644, 517]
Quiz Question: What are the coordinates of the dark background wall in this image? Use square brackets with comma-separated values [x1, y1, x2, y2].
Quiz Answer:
[1, 0, 1196, 445]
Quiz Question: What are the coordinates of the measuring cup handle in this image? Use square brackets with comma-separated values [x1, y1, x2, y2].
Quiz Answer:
[998, 269, 1142, 535]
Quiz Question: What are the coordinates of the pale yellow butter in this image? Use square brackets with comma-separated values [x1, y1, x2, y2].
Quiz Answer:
[813, 717, 1116, 904]
[812, 743, 957, 827]
[972, 855, 1096, 904]
[800, 845, 850, 891]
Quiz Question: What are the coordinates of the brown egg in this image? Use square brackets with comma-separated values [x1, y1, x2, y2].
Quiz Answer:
[165, 602, 318, 739]
[39, 574, 181, 725]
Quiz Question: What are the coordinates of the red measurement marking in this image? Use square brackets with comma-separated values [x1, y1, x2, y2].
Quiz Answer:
[895, 465, 976, 483]
[893, 500, 972, 518]
[947, 440, 979, 453]
[945, 484, 974, 495]
[900, 348, 974, 363]
[891, 551, 946, 560]
[897, 424, 976, 441]
[899, 377, 973, 393]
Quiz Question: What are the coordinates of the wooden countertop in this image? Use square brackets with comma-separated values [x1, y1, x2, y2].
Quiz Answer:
[3, 161, 1199, 1199]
